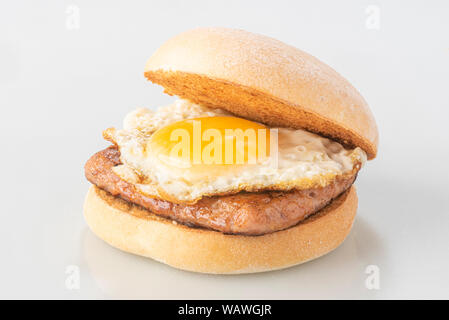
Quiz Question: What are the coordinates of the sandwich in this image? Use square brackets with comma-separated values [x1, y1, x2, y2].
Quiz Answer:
[83, 27, 378, 274]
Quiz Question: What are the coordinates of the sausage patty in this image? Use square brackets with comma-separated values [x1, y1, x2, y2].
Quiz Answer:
[85, 146, 357, 235]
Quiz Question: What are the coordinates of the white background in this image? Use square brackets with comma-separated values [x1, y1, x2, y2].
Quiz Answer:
[1, 0, 448, 299]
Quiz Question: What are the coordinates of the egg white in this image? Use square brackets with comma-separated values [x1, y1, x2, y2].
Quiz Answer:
[105, 99, 366, 204]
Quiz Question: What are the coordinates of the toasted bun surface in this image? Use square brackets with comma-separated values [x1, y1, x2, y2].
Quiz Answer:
[144, 27, 378, 159]
[83, 186, 357, 274]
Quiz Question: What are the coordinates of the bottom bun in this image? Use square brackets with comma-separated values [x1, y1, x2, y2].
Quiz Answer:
[83, 185, 358, 274]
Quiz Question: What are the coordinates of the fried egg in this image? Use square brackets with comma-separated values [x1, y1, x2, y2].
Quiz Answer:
[104, 99, 366, 204]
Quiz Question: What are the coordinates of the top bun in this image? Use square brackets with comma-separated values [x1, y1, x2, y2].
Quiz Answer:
[144, 27, 378, 159]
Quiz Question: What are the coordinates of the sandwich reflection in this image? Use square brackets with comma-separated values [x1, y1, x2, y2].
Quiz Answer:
[82, 217, 383, 299]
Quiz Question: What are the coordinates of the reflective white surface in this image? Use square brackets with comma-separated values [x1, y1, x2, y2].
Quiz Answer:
[1, 0, 448, 299]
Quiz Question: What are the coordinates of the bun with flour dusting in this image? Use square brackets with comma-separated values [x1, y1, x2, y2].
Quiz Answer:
[83, 27, 378, 274]
[145, 27, 378, 159]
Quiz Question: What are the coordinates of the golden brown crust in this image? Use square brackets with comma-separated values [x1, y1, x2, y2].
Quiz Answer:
[144, 27, 379, 159]
[83, 185, 358, 274]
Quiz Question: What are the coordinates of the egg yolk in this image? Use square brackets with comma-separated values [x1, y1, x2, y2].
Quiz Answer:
[148, 116, 271, 169]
